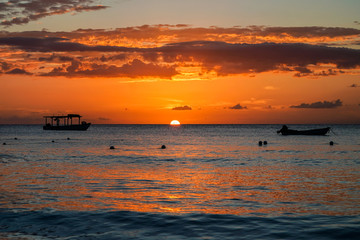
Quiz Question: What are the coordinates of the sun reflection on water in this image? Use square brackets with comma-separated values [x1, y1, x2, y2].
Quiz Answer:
[1, 155, 358, 216]
[1, 124, 359, 217]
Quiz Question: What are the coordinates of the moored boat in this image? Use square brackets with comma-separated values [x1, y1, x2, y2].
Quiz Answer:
[277, 125, 330, 135]
[43, 114, 91, 131]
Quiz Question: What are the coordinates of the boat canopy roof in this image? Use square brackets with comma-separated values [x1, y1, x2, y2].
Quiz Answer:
[43, 114, 82, 118]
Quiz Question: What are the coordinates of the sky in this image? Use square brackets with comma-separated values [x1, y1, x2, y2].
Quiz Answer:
[1, 0, 360, 124]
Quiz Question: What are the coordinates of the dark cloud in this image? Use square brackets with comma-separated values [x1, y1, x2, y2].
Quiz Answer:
[290, 99, 343, 109]
[0, 0, 108, 27]
[255, 26, 360, 38]
[6, 68, 32, 75]
[229, 104, 247, 110]
[0, 37, 135, 52]
[1, 25, 360, 44]
[1, 35, 360, 78]
[0, 61, 12, 71]
[294, 69, 340, 77]
[158, 41, 360, 75]
[38, 54, 74, 62]
[172, 105, 192, 110]
[42, 59, 178, 78]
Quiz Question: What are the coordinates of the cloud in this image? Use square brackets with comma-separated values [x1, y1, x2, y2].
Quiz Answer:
[0, 0, 108, 27]
[1, 26, 360, 79]
[42, 59, 178, 78]
[6, 68, 32, 75]
[294, 69, 340, 77]
[229, 104, 247, 110]
[38, 54, 74, 62]
[290, 99, 343, 109]
[158, 41, 360, 75]
[172, 105, 192, 110]
[0, 37, 136, 52]
[0, 61, 12, 72]
[2, 25, 360, 46]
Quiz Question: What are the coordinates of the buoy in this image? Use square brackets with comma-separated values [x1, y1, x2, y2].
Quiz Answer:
[258, 141, 263, 146]
[14, 137, 18, 140]
[161, 145, 166, 149]
[263, 141, 268, 145]
[2, 142, 6, 145]
[329, 141, 334, 146]
[67, 137, 70, 140]
[110, 146, 115, 149]
[52, 140, 55, 143]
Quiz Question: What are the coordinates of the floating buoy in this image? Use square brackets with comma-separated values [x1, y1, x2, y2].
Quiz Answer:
[161, 145, 166, 149]
[329, 141, 334, 146]
[2, 142, 6, 145]
[258, 141, 263, 146]
[14, 137, 18, 140]
[67, 137, 70, 140]
[263, 141, 268, 145]
[52, 140, 55, 143]
[110, 146, 115, 149]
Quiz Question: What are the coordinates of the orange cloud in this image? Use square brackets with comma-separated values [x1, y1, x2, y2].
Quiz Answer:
[2, 25, 360, 46]
[42, 59, 178, 78]
[0, 26, 360, 79]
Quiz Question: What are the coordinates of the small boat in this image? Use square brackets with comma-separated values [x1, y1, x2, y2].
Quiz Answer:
[277, 125, 330, 136]
[43, 114, 91, 131]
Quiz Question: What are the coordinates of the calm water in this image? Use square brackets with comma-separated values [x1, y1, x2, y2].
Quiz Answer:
[0, 124, 359, 239]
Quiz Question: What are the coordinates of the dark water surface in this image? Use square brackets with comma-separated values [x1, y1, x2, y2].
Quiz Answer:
[1, 124, 359, 239]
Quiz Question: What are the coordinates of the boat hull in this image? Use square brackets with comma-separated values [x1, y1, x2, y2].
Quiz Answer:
[279, 127, 330, 136]
[43, 123, 91, 131]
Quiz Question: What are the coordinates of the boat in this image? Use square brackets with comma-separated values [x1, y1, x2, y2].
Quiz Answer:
[277, 125, 330, 136]
[43, 114, 91, 131]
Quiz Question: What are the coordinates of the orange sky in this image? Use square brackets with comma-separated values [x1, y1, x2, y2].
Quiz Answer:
[1, 2, 360, 124]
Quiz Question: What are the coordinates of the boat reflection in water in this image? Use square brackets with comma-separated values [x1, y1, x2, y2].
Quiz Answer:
[43, 114, 91, 131]
[277, 125, 330, 135]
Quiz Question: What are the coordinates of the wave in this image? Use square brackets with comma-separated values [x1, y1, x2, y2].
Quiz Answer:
[1, 210, 359, 239]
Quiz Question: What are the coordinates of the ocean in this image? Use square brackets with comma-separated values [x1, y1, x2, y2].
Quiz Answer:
[0, 124, 359, 239]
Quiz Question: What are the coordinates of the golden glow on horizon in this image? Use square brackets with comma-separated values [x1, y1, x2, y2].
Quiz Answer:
[1, 72, 360, 124]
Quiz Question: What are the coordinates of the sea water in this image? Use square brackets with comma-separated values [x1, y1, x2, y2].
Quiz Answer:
[0, 124, 359, 239]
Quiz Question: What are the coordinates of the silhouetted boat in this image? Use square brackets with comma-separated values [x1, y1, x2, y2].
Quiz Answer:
[277, 125, 330, 136]
[43, 114, 91, 131]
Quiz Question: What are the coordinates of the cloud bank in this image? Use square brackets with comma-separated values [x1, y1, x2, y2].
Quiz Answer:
[0, 25, 360, 79]
[290, 99, 343, 109]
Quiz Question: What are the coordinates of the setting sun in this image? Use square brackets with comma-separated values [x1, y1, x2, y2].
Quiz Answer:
[170, 120, 181, 126]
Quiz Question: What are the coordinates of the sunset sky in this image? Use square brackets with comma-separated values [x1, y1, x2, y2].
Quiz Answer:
[1, 0, 360, 124]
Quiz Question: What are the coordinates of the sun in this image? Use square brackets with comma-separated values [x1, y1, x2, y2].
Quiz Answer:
[170, 120, 181, 126]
